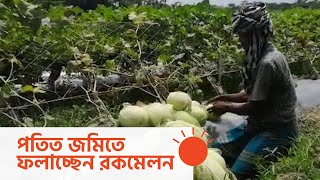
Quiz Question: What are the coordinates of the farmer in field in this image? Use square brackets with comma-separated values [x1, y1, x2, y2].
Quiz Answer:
[206, 2, 299, 179]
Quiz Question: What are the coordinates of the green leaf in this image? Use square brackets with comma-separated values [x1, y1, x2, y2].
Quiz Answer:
[22, 85, 34, 93]
[187, 33, 195, 37]
[0, 20, 6, 28]
[12, 0, 21, 6]
[0, 84, 11, 98]
[71, 6, 83, 15]
[172, 53, 185, 61]
[43, 114, 55, 121]
[81, 57, 93, 66]
[124, 49, 139, 59]
[0, 3, 8, 9]
[104, 44, 116, 54]
[105, 60, 116, 70]
[23, 117, 34, 127]
[179, 63, 190, 68]
[157, 54, 171, 63]
[71, 47, 81, 56]
[121, 40, 131, 48]
[204, 38, 212, 46]
[128, 11, 147, 25]
[84, 33, 95, 38]
[124, 29, 137, 38]
[87, 122, 100, 127]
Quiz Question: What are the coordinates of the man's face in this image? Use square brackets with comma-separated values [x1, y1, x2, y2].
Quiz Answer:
[238, 31, 252, 52]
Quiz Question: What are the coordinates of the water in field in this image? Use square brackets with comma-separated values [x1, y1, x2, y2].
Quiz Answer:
[295, 79, 320, 108]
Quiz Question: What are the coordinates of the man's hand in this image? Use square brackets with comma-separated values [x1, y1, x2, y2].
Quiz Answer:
[207, 101, 231, 116]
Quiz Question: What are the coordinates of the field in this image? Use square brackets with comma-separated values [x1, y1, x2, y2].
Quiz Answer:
[0, 0, 320, 179]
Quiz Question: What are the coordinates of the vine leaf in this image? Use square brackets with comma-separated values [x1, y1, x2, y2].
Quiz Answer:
[128, 11, 147, 25]
[23, 117, 34, 127]
[157, 54, 171, 63]
[172, 53, 185, 61]
[43, 114, 55, 121]
[105, 60, 116, 70]
[104, 44, 116, 54]
[22, 85, 34, 93]
[0, 84, 11, 99]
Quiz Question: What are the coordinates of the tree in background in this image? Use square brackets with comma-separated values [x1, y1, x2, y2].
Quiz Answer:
[64, 0, 166, 9]
[28, 0, 320, 9]
[227, 0, 320, 9]
[201, 0, 210, 4]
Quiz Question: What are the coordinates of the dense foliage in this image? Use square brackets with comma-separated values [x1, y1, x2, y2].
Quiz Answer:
[0, 1, 320, 179]
[29, 0, 168, 9]
[0, 0, 319, 127]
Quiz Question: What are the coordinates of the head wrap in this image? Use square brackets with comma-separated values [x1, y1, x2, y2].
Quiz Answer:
[232, 2, 274, 93]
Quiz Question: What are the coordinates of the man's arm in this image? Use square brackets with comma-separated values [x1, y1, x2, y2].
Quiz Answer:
[225, 61, 275, 115]
[223, 90, 249, 103]
[225, 101, 267, 116]
[207, 90, 249, 103]
[211, 60, 275, 116]
[207, 101, 267, 117]
[225, 102, 252, 116]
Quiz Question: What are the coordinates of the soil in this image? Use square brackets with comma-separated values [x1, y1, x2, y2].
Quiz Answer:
[298, 106, 320, 134]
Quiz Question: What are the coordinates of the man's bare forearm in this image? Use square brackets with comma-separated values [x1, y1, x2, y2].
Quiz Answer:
[225, 102, 253, 116]
[223, 90, 248, 103]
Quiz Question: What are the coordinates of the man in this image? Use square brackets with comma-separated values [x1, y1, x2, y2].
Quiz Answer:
[206, 2, 299, 180]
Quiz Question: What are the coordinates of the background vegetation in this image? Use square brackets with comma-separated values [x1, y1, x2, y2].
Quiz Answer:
[0, 0, 319, 179]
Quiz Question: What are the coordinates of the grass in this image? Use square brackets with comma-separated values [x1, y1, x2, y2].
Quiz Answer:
[257, 107, 320, 180]
[0, 100, 121, 127]
[32, 102, 122, 127]
[38, 104, 97, 127]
